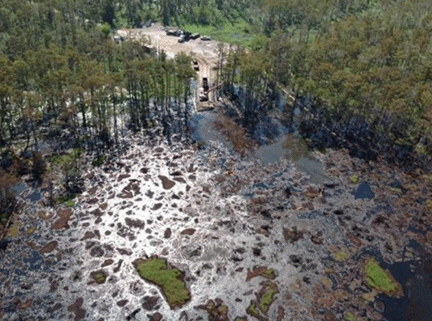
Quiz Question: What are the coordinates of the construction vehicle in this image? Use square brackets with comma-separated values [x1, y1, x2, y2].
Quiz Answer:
[193, 60, 199, 71]
[166, 29, 182, 36]
[198, 77, 210, 102]
[198, 88, 208, 102]
[202, 77, 209, 92]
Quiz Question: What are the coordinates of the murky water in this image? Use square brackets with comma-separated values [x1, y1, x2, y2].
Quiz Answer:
[352, 182, 375, 199]
[191, 111, 232, 148]
[193, 111, 329, 184]
[250, 134, 329, 184]
[13, 181, 27, 195]
[28, 191, 42, 203]
[403, 259, 432, 321]
[379, 261, 414, 321]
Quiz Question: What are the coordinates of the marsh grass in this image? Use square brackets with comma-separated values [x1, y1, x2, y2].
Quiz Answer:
[214, 115, 255, 156]
[134, 257, 190, 308]
[364, 258, 403, 296]
[181, 19, 255, 47]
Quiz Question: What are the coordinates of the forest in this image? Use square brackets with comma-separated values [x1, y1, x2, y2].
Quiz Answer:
[1, 0, 432, 222]
[2, 1, 432, 321]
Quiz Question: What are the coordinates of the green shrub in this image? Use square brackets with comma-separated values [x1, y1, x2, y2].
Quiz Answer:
[32, 151, 46, 182]
[92, 154, 106, 167]
[56, 194, 76, 207]
[364, 258, 402, 296]
[133, 257, 190, 308]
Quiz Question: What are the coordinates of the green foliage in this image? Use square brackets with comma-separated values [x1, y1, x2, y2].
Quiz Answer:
[261, 268, 276, 279]
[332, 250, 349, 262]
[258, 282, 278, 314]
[50, 149, 82, 167]
[246, 281, 278, 318]
[90, 270, 107, 284]
[350, 175, 359, 184]
[99, 22, 112, 38]
[0, 169, 17, 224]
[426, 199, 432, 212]
[364, 258, 402, 296]
[134, 257, 191, 308]
[246, 302, 259, 317]
[250, 34, 268, 51]
[182, 19, 254, 47]
[56, 194, 76, 208]
[345, 311, 357, 321]
[31, 151, 45, 183]
[92, 154, 106, 167]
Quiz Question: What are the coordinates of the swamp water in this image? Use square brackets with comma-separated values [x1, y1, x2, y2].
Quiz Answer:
[3, 110, 430, 320]
[192, 111, 329, 184]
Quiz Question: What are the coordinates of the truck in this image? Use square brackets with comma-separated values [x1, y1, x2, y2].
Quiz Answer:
[166, 29, 182, 36]
[178, 31, 192, 43]
[193, 59, 199, 71]
[198, 88, 208, 102]
[202, 77, 209, 92]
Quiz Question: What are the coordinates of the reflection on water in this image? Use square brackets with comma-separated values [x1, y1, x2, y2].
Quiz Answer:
[251, 134, 329, 184]
[282, 135, 310, 160]
[28, 191, 42, 203]
[352, 182, 375, 200]
[193, 111, 329, 184]
[379, 258, 432, 321]
[13, 181, 26, 196]
[252, 134, 310, 162]
[404, 259, 432, 321]
[191, 111, 232, 148]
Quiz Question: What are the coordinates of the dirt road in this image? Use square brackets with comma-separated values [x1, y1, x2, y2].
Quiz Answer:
[117, 24, 224, 109]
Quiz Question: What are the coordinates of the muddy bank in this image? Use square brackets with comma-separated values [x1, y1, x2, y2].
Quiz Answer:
[0, 131, 431, 320]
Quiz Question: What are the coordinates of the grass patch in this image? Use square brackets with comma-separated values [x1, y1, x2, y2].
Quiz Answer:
[425, 199, 432, 212]
[350, 174, 359, 184]
[364, 258, 403, 297]
[345, 311, 357, 321]
[332, 250, 349, 262]
[92, 154, 106, 167]
[214, 115, 255, 156]
[181, 19, 255, 47]
[56, 194, 76, 207]
[258, 281, 279, 314]
[388, 186, 402, 194]
[246, 266, 276, 281]
[27, 227, 37, 235]
[133, 257, 191, 309]
[49, 148, 83, 167]
[6, 222, 21, 237]
[246, 301, 260, 317]
[90, 270, 107, 284]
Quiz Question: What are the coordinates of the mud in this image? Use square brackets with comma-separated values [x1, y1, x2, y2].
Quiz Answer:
[1, 130, 432, 320]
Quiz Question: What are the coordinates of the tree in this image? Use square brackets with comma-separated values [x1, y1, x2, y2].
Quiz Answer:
[31, 151, 45, 183]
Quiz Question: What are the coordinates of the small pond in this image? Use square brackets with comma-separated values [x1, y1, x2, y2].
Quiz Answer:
[192, 111, 329, 184]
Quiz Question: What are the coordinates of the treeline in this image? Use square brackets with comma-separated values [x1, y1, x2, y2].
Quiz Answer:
[208, 0, 432, 167]
[1, 0, 432, 206]
[275, 0, 432, 165]
[118, 0, 432, 166]
[0, 0, 197, 222]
